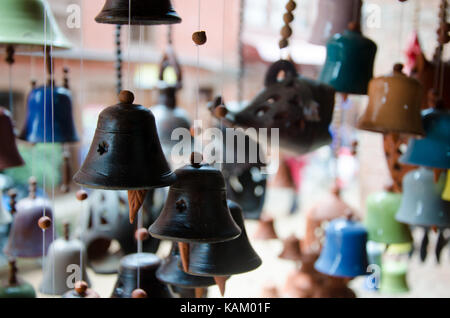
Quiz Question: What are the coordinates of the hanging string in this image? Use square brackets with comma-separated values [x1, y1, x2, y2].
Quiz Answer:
[398, 3, 405, 63]
[195, 0, 202, 124]
[237, 0, 245, 104]
[127, 0, 132, 90]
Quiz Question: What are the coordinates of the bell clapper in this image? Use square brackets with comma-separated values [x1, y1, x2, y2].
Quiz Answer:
[127, 189, 148, 224]
[214, 276, 229, 297]
[178, 242, 190, 272]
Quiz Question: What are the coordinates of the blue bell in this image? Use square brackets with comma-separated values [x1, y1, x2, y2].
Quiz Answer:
[319, 23, 377, 95]
[400, 109, 450, 169]
[19, 85, 79, 144]
[314, 217, 368, 278]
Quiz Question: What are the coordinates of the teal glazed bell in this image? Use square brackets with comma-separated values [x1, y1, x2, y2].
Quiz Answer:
[396, 167, 450, 228]
[319, 23, 377, 94]
[314, 217, 368, 278]
[0, 107, 24, 170]
[400, 109, 450, 169]
[0, 259, 36, 298]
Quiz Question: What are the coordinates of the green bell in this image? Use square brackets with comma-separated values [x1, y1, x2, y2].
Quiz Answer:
[364, 191, 413, 245]
[379, 261, 409, 294]
[0, 259, 36, 298]
[0, 0, 71, 51]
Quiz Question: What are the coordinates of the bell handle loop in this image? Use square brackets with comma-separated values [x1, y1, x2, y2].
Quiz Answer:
[159, 44, 183, 90]
[264, 59, 298, 87]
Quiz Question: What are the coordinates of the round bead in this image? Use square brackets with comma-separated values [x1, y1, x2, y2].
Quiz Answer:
[131, 289, 148, 298]
[279, 39, 289, 49]
[118, 90, 134, 104]
[214, 105, 228, 118]
[135, 228, 150, 241]
[285, 1, 297, 11]
[192, 31, 207, 45]
[74, 281, 88, 295]
[393, 63, 404, 73]
[283, 12, 294, 24]
[38, 216, 52, 230]
[76, 190, 88, 201]
[281, 25, 293, 39]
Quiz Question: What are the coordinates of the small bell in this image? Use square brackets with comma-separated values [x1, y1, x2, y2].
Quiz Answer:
[314, 217, 368, 278]
[40, 223, 90, 295]
[253, 215, 278, 240]
[0, 107, 24, 170]
[358, 64, 424, 136]
[74, 90, 176, 224]
[319, 23, 377, 94]
[111, 253, 173, 298]
[443, 170, 450, 201]
[95, 0, 182, 25]
[278, 235, 302, 261]
[4, 178, 54, 258]
[62, 281, 100, 298]
[396, 167, 450, 228]
[149, 155, 241, 243]
[0, 259, 36, 298]
[379, 261, 409, 294]
[400, 108, 450, 169]
[364, 191, 413, 244]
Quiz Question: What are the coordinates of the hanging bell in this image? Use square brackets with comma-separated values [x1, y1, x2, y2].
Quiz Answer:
[0, 259, 36, 298]
[111, 253, 173, 298]
[319, 23, 377, 94]
[149, 155, 241, 243]
[4, 178, 53, 258]
[358, 64, 425, 136]
[364, 191, 413, 244]
[400, 109, 450, 169]
[314, 217, 368, 278]
[40, 223, 90, 295]
[95, 0, 182, 25]
[443, 171, 450, 201]
[19, 85, 79, 143]
[0, 107, 24, 170]
[253, 215, 278, 240]
[379, 261, 409, 294]
[396, 167, 450, 228]
[210, 59, 335, 155]
[0, 0, 71, 50]
[309, 0, 362, 46]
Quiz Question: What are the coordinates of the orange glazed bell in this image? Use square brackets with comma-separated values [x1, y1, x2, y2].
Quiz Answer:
[0, 107, 24, 170]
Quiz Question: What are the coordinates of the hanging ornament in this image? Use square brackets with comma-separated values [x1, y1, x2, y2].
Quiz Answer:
[0, 107, 23, 170]
[319, 22, 377, 95]
[40, 223, 90, 295]
[62, 281, 100, 298]
[73, 90, 176, 224]
[95, 0, 182, 25]
[358, 63, 425, 136]
[379, 261, 409, 294]
[0, 259, 36, 298]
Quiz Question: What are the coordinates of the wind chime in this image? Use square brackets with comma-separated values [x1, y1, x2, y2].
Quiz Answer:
[0, 259, 36, 298]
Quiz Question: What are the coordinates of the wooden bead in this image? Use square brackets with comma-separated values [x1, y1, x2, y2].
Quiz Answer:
[118, 90, 134, 104]
[76, 190, 88, 201]
[279, 39, 289, 49]
[214, 105, 228, 118]
[74, 281, 88, 295]
[283, 12, 294, 24]
[192, 31, 207, 45]
[285, 1, 296, 11]
[38, 216, 52, 230]
[131, 289, 147, 298]
[135, 228, 149, 241]
[281, 25, 293, 39]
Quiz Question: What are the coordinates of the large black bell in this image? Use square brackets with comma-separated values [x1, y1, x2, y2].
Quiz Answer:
[186, 200, 262, 276]
[95, 0, 181, 25]
[148, 155, 241, 243]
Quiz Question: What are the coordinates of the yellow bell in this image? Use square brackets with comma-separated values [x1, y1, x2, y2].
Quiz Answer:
[443, 170, 450, 201]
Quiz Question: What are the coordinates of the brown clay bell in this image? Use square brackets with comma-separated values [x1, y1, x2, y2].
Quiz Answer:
[278, 235, 302, 261]
[254, 215, 278, 240]
[0, 107, 24, 170]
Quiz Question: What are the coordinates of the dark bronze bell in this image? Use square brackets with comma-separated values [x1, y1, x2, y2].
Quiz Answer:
[0, 107, 24, 170]
[95, 0, 182, 25]
[149, 155, 241, 243]
[186, 200, 262, 276]
[111, 253, 173, 298]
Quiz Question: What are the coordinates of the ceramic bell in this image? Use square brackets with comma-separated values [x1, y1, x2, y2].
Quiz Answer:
[0, 259, 36, 298]
[4, 178, 53, 258]
[443, 171, 450, 201]
[210, 59, 335, 155]
[396, 167, 450, 228]
[314, 217, 368, 278]
[62, 281, 100, 298]
[400, 109, 450, 169]
[80, 190, 161, 274]
[0, 107, 24, 170]
[96, 0, 181, 25]
[364, 191, 413, 244]
[0, 0, 71, 50]
[19, 85, 79, 144]
[186, 200, 262, 276]
[40, 223, 90, 295]
[149, 155, 241, 243]
[253, 215, 278, 240]
[358, 64, 424, 136]
[111, 253, 173, 298]
[319, 23, 377, 94]
[379, 261, 409, 294]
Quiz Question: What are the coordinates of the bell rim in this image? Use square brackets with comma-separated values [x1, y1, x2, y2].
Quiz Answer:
[356, 121, 425, 137]
[147, 230, 241, 244]
[95, 14, 181, 25]
[155, 267, 216, 288]
[186, 257, 262, 277]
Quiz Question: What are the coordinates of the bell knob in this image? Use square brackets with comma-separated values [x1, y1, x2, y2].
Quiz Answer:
[135, 228, 150, 241]
[74, 281, 88, 296]
[118, 90, 135, 104]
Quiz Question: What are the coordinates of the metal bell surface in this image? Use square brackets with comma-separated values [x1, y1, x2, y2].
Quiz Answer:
[0, 108, 24, 170]
[400, 109, 450, 169]
[149, 161, 241, 243]
[443, 171, 450, 201]
[364, 191, 413, 245]
[156, 243, 216, 289]
[111, 253, 173, 298]
[40, 224, 90, 295]
[95, 0, 181, 25]
[186, 200, 262, 276]
[319, 26, 377, 94]
[314, 218, 368, 278]
[73, 91, 175, 190]
[0, 0, 71, 50]
[309, 0, 362, 45]
[358, 64, 424, 136]
[379, 261, 409, 294]
[0, 260, 36, 298]
[396, 167, 450, 228]
[19, 86, 79, 144]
